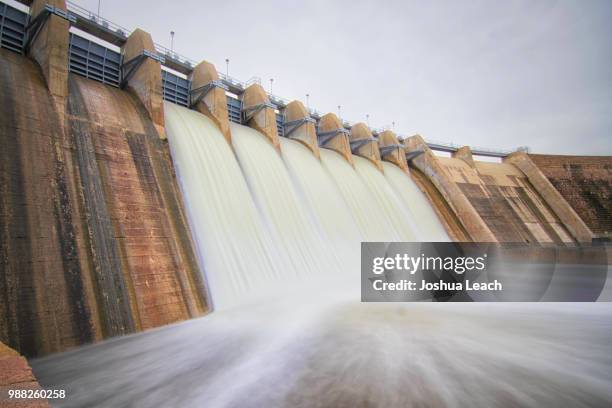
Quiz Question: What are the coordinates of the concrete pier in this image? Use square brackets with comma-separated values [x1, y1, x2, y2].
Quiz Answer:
[404, 135, 497, 242]
[190, 60, 231, 144]
[242, 84, 280, 150]
[379, 130, 409, 173]
[452, 146, 476, 168]
[27, 0, 69, 100]
[349, 123, 383, 171]
[283, 100, 320, 158]
[317, 113, 353, 164]
[121, 29, 165, 138]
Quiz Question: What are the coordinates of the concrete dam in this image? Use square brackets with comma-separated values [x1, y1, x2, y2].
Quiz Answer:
[0, 1, 611, 407]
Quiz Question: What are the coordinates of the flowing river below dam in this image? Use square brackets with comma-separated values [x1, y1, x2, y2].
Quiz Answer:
[31, 301, 612, 408]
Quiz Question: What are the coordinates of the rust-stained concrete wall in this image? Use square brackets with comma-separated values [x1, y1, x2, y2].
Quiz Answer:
[0, 49, 207, 358]
[530, 154, 612, 238]
[440, 156, 575, 244]
[405, 136, 497, 242]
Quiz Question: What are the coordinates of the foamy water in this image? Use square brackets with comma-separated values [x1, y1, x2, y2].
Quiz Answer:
[32, 302, 612, 407]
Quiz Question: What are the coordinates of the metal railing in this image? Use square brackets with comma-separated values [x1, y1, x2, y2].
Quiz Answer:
[9, 0, 518, 157]
[66, 0, 128, 39]
[154, 43, 196, 69]
[219, 72, 261, 91]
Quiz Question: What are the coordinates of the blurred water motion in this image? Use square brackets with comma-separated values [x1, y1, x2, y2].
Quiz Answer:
[32, 302, 612, 408]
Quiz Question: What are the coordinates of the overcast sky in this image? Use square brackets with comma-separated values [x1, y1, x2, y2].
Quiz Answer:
[75, 0, 612, 154]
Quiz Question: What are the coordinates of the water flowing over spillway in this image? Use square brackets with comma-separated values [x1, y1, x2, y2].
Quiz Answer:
[165, 104, 448, 309]
[382, 162, 450, 242]
[319, 149, 403, 241]
[164, 103, 287, 310]
[31, 105, 612, 408]
[230, 124, 344, 283]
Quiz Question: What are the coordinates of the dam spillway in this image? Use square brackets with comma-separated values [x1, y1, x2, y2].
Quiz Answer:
[164, 102, 449, 310]
[0, 0, 607, 354]
[0, 1, 611, 406]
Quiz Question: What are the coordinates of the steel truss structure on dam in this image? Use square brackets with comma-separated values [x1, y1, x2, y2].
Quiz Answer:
[2, 0, 514, 158]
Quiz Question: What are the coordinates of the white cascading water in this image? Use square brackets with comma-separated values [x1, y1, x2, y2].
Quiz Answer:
[278, 137, 363, 274]
[31, 105, 612, 408]
[382, 162, 450, 241]
[229, 124, 344, 284]
[319, 149, 403, 241]
[352, 156, 421, 241]
[163, 103, 290, 310]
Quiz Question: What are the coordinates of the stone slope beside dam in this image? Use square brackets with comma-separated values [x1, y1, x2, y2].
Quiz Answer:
[0, 48, 207, 357]
[529, 154, 612, 239]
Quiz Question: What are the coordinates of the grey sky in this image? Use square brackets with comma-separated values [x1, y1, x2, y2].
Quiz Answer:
[77, 0, 611, 154]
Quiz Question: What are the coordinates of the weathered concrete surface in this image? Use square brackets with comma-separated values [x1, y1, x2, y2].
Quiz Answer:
[0, 49, 90, 357]
[349, 123, 383, 171]
[121, 29, 165, 138]
[409, 168, 471, 242]
[27, 0, 69, 101]
[0, 342, 50, 407]
[530, 154, 611, 239]
[462, 157, 575, 244]
[190, 60, 231, 144]
[0, 49, 207, 357]
[405, 137, 580, 244]
[452, 146, 476, 168]
[317, 113, 353, 165]
[378, 130, 408, 173]
[242, 84, 279, 150]
[67, 74, 208, 333]
[283, 101, 320, 158]
[506, 152, 593, 243]
[405, 135, 497, 242]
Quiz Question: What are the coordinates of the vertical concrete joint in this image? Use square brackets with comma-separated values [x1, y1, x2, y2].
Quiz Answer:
[349, 123, 383, 171]
[405, 134, 497, 242]
[189, 60, 231, 144]
[505, 152, 594, 243]
[28, 0, 69, 99]
[242, 84, 279, 150]
[318, 113, 353, 165]
[121, 29, 165, 138]
[379, 130, 409, 173]
[284, 100, 320, 158]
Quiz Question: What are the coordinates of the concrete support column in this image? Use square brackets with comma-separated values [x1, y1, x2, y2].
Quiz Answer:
[28, 0, 69, 100]
[405, 135, 497, 242]
[317, 113, 353, 164]
[121, 29, 165, 138]
[350, 123, 383, 171]
[379, 130, 409, 173]
[189, 60, 231, 144]
[242, 84, 279, 150]
[505, 152, 594, 243]
[452, 146, 476, 168]
[283, 100, 320, 158]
